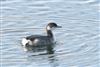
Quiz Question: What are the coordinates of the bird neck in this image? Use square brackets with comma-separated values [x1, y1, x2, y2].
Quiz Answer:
[47, 30, 53, 37]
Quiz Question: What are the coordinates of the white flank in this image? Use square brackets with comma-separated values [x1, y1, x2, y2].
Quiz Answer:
[21, 38, 29, 47]
[34, 39, 39, 44]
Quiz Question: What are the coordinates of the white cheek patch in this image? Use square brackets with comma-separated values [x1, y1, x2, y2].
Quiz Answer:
[47, 26, 51, 30]
[22, 38, 29, 47]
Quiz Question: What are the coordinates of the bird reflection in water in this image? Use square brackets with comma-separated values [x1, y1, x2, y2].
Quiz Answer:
[23, 43, 59, 67]
[22, 43, 55, 54]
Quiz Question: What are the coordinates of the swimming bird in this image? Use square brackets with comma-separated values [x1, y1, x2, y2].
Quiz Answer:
[22, 22, 61, 47]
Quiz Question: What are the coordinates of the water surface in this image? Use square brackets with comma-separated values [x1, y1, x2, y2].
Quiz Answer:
[1, 0, 100, 67]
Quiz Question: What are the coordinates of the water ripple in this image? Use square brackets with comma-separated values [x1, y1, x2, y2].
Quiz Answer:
[1, 0, 99, 67]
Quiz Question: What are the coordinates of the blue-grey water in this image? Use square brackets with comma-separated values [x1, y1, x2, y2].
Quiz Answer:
[1, 0, 100, 67]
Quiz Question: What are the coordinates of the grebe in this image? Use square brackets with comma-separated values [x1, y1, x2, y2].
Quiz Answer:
[22, 22, 61, 47]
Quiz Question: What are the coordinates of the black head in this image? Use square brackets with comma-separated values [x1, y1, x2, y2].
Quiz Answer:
[47, 23, 58, 28]
[46, 23, 61, 30]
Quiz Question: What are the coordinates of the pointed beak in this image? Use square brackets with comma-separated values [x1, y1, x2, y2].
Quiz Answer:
[57, 26, 62, 28]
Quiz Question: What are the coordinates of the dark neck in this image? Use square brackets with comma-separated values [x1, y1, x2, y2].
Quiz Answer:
[47, 30, 53, 37]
